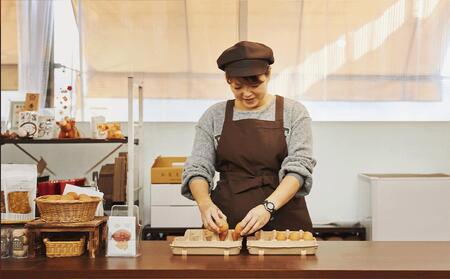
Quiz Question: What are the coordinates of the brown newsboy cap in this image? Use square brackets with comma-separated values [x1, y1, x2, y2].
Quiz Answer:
[217, 41, 274, 77]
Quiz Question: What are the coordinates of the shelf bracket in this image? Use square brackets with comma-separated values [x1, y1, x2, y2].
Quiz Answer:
[12, 144, 57, 176]
[83, 143, 124, 175]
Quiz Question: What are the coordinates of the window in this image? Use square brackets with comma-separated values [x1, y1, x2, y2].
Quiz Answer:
[5, 0, 448, 122]
[74, 0, 450, 121]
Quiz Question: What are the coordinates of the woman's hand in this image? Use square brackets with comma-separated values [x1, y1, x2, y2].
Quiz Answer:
[239, 205, 271, 236]
[198, 200, 227, 233]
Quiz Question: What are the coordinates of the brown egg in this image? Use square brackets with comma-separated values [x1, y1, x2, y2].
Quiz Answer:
[218, 219, 229, 233]
[276, 231, 287, 241]
[288, 231, 302, 241]
[219, 230, 228, 241]
[303, 231, 314, 240]
[232, 223, 243, 241]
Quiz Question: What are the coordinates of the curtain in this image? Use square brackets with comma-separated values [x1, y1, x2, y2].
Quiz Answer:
[17, 0, 54, 108]
[74, 0, 449, 101]
[1, 0, 18, 91]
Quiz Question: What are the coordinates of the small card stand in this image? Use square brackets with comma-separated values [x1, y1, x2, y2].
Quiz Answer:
[106, 205, 141, 257]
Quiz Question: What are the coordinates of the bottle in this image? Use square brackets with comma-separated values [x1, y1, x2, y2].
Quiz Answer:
[1, 227, 11, 259]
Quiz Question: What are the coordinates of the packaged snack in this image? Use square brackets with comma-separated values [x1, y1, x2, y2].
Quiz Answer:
[1, 164, 37, 222]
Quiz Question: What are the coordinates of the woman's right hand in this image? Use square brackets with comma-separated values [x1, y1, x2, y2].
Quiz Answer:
[198, 200, 227, 233]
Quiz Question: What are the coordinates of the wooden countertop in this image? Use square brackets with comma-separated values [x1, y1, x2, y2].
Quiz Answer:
[1, 241, 449, 279]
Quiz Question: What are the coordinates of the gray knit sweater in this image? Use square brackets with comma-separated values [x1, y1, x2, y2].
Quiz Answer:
[181, 96, 316, 200]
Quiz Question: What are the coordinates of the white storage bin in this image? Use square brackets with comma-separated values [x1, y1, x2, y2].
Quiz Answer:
[151, 184, 196, 206]
[151, 206, 202, 228]
[359, 173, 450, 241]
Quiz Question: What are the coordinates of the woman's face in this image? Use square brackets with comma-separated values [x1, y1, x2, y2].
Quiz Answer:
[229, 74, 270, 110]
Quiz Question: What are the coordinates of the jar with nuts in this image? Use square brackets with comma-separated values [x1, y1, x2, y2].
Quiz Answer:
[11, 228, 28, 258]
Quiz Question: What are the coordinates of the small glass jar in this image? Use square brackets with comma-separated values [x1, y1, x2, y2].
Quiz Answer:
[1, 227, 11, 259]
[11, 228, 28, 259]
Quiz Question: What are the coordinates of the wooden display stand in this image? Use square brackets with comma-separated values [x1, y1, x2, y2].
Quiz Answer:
[25, 216, 108, 258]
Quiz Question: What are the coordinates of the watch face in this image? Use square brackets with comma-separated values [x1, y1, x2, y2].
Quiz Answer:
[265, 201, 275, 211]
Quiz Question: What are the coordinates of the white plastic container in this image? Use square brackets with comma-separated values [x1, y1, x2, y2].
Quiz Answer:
[358, 173, 450, 241]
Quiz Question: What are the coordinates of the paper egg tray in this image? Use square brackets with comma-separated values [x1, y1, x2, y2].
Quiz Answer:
[247, 230, 318, 255]
[170, 229, 243, 256]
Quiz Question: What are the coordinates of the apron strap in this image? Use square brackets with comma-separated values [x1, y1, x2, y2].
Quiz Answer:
[275, 95, 284, 122]
[225, 100, 235, 123]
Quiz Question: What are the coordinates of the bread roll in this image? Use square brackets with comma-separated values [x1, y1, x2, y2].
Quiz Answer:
[66, 192, 79, 200]
[78, 194, 92, 201]
[60, 195, 75, 201]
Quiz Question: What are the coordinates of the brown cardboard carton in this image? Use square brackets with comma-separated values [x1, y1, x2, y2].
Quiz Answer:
[151, 156, 187, 184]
[170, 229, 242, 255]
[246, 230, 318, 255]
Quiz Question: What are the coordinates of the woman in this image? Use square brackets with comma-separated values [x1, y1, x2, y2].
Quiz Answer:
[181, 41, 316, 236]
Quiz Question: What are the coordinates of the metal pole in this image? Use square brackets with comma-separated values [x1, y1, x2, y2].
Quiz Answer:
[77, 0, 86, 120]
[138, 85, 144, 223]
[127, 77, 134, 217]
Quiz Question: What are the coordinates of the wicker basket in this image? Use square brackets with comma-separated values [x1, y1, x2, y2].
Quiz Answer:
[44, 237, 86, 257]
[36, 196, 101, 223]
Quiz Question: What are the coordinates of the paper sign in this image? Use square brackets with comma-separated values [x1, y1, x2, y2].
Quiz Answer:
[106, 216, 136, 257]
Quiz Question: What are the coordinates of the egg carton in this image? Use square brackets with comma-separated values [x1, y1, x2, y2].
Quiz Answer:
[247, 230, 319, 255]
[170, 229, 243, 256]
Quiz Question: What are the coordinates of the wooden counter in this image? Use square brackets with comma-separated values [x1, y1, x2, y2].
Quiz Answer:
[1, 241, 449, 278]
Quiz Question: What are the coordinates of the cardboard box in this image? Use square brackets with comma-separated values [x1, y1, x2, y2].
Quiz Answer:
[151, 156, 186, 184]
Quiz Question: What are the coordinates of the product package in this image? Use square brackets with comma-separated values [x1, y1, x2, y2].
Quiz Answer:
[1, 164, 37, 222]
[106, 216, 136, 257]
[18, 111, 39, 137]
[36, 109, 56, 139]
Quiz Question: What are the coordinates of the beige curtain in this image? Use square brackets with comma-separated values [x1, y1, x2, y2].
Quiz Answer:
[1, 0, 18, 91]
[75, 0, 449, 101]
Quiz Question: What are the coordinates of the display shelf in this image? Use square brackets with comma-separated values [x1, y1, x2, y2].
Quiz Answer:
[0, 137, 139, 145]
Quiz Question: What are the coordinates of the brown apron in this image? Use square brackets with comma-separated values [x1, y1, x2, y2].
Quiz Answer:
[212, 95, 313, 231]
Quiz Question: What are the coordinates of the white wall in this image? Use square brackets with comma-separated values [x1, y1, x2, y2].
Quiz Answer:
[2, 121, 449, 226]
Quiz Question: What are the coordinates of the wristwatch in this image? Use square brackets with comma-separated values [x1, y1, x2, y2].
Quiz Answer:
[262, 200, 276, 216]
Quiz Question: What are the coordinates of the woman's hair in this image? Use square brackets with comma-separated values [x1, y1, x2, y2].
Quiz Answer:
[226, 67, 271, 86]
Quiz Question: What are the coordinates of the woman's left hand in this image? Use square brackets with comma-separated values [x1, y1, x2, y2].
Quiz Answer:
[239, 205, 271, 236]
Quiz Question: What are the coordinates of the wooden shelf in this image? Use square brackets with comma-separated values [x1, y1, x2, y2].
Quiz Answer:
[1, 219, 34, 225]
[0, 137, 139, 145]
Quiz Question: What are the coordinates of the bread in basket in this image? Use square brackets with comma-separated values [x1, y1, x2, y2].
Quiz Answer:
[36, 192, 101, 223]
